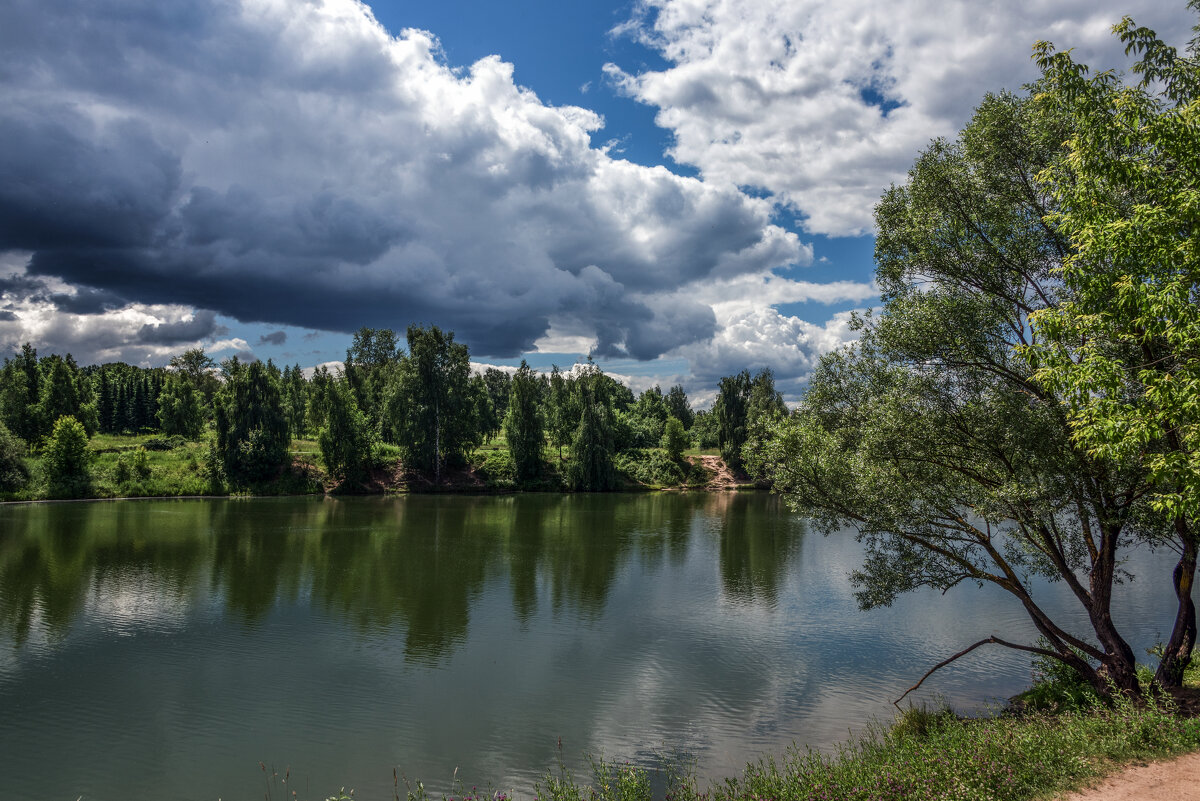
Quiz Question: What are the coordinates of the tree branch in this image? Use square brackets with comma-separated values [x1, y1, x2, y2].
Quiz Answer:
[893, 636, 1063, 708]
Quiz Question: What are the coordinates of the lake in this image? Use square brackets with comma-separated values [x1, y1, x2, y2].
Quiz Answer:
[0, 493, 1187, 801]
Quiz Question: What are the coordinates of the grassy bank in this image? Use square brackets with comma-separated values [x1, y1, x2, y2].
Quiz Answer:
[1, 430, 729, 501]
[276, 689, 1200, 801]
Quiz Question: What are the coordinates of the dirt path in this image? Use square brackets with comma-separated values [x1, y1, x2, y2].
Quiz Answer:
[695, 454, 740, 490]
[1055, 751, 1200, 800]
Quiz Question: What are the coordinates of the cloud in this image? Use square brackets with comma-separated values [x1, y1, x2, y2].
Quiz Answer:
[671, 306, 866, 403]
[258, 330, 287, 346]
[609, 0, 1196, 236]
[137, 310, 222, 346]
[0, 0, 802, 363]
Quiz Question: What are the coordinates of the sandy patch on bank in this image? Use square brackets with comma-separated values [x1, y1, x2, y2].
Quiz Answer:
[1056, 751, 1200, 800]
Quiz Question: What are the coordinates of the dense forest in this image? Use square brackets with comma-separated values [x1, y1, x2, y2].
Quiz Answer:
[0, 326, 787, 498]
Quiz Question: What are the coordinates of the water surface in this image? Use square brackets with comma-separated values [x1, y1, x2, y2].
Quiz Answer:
[0, 493, 1187, 801]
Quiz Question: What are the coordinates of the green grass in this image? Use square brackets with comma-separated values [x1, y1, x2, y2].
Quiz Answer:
[1, 430, 326, 501]
[701, 694, 1199, 801]
[261, 690, 1200, 801]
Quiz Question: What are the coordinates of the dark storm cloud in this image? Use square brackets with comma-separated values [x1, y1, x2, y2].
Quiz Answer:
[0, 273, 48, 296]
[47, 286, 130, 315]
[0, 0, 801, 361]
[0, 311, 18, 322]
[258, 330, 287, 346]
[0, 103, 181, 252]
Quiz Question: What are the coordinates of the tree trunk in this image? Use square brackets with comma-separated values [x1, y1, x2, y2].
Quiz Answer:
[1155, 522, 1197, 688]
[1087, 521, 1141, 695]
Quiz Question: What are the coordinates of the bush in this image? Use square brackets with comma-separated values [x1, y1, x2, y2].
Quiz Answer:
[616, 448, 685, 487]
[44, 415, 90, 492]
[1017, 645, 1101, 711]
[0, 421, 30, 492]
[142, 435, 186, 451]
[473, 448, 516, 488]
[115, 447, 152, 484]
[661, 416, 688, 462]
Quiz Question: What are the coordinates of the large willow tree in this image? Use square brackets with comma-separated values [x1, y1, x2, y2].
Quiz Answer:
[751, 73, 1176, 695]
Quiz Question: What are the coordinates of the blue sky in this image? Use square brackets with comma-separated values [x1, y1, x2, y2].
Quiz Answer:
[0, 0, 1191, 402]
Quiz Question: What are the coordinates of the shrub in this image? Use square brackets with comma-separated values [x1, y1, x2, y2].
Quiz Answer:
[44, 415, 90, 491]
[1017, 644, 1101, 711]
[142, 435, 186, 451]
[661, 416, 688, 462]
[616, 449, 685, 487]
[115, 447, 152, 484]
[473, 448, 516, 488]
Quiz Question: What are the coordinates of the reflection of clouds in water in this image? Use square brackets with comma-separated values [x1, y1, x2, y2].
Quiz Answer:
[0, 603, 52, 680]
[0, 496, 1193, 801]
[84, 569, 190, 637]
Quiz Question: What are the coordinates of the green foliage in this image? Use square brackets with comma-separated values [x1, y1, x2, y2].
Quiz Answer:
[203, 437, 225, 492]
[750, 82, 1163, 695]
[384, 325, 478, 480]
[318, 380, 377, 488]
[710, 694, 1199, 801]
[214, 360, 290, 485]
[344, 327, 401, 432]
[1025, 7, 1200, 689]
[472, 447, 516, 489]
[92, 361, 165, 435]
[0, 421, 30, 492]
[115, 447, 152, 485]
[665, 384, 694, 430]
[141, 434, 186, 451]
[690, 409, 719, 449]
[1017, 645, 1102, 712]
[169, 347, 218, 402]
[156, 375, 205, 439]
[1028, 14, 1200, 523]
[44, 415, 90, 492]
[472, 374, 502, 444]
[482, 367, 512, 426]
[519, 700, 1200, 801]
[504, 361, 545, 482]
[281, 364, 310, 438]
[0, 344, 40, 442]
[567, 365, 617, 491]
[888, 701, 957, 742]
[627, 386, 669, 449]
[306, 365, 335, 434]
[661, 416, 688, 462]
[546, 365, 578, 458]
[615, 448, 685, 487]
[714, 370, 751, 471]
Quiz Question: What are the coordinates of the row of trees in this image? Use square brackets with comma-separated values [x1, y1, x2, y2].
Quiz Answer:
[0, 321, 782, 493]
[747, 9, 1199, 696]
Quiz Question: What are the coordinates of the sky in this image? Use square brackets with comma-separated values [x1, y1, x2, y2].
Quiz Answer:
[0, 0, 1193, 404]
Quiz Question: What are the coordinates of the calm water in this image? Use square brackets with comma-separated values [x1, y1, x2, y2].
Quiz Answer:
[0, 493, 1188, 801]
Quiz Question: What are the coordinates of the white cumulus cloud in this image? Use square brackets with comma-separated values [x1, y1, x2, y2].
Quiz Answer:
[608, 0, 1194, 236]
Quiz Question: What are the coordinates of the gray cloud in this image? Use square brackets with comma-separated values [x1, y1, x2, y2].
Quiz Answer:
[137, 310, 221, 345]
[47, 286, 130, 315]
[0, 0, 802, 362]
[258, 330, 287, 346]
